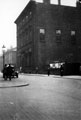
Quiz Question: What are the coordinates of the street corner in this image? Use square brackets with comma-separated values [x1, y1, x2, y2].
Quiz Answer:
[0, 77, 29, 88]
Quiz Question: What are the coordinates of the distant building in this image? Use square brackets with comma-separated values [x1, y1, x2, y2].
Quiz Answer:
[15, 0, 81, 73]
[0, 56, 3, 71]
[0, 47, 17, 71]
[5, 47, 17, 67]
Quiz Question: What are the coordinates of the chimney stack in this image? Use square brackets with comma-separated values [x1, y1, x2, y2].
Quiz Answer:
[58, 0, 61, 5]
[76, 0, 81, 7]
[43, 0, 50, 4]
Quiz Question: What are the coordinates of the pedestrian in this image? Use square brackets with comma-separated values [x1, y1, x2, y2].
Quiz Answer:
[7, 64, 13, 80]
[79, 65, 81, 75]
[3, 64, 7, 80]
[60, 65, 64, 76]
[36, 67, 38, 74]
[20, 66, 22, 73]
[47, 67, 50, 76]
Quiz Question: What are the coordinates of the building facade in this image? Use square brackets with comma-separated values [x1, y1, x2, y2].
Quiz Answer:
[15, 0, 81, 73]
[5, 47, 17, 67]
[0, 47, 17, 71]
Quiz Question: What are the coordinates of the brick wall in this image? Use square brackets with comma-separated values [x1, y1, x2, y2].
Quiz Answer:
[15, 1, 81, 73]
[36, 3, 81, 69]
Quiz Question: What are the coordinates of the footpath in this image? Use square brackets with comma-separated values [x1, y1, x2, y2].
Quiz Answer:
[0, 72, 81, 88]
[21, 73, 81, 80]
[0, 73, 29, 88]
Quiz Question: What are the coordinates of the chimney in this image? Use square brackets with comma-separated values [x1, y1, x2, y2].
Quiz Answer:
[58, 0, 61, 5]
[76, 0, 81, 7]
[43, 0, 50, 4]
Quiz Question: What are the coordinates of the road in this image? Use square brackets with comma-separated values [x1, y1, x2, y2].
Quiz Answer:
[0, 73, 81, 120]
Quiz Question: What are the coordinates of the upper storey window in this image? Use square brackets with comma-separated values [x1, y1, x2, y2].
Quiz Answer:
[71, 31, 75, 36]
[56, 30, 61, 35]
[39, 28, 45, 42]
[56, 29, 61, 43]
[71, 30, 76, 45]
[40, 29, 45, 34]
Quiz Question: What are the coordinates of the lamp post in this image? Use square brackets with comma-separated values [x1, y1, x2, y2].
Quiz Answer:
[2, 45, 6, 70]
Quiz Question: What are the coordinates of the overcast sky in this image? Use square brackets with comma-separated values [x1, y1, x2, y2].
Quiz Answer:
[0, 0, 76, 54]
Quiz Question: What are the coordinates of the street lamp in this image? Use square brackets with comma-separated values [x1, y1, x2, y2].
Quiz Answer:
[2, 45, 6, 70]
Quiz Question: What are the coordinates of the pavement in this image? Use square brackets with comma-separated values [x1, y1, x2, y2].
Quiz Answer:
[0, 72, 81, 88]
[21, 73, 81, 80]
[0, 73, 29, 88]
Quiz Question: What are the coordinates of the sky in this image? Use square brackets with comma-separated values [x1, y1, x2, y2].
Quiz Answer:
[0, 0, 76, 54]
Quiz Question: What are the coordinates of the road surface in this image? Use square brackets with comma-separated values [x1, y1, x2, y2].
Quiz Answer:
[0, 73, 81, 120]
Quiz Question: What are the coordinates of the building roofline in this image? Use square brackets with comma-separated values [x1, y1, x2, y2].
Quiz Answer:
[14, 0, 36, 24]
[14, 0, 77, 24]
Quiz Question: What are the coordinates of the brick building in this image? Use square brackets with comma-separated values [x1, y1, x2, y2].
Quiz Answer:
[15, 0, 81, 73]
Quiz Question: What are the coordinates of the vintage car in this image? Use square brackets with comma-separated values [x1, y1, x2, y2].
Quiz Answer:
[3, 64, 18, 80]
[11, 66, 19, 78]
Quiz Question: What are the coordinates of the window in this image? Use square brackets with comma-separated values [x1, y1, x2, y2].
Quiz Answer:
[39, 28, 45, 42]
[30, 12, 32, 15]
[56, 30, 61, 35]
[71, 31, 75, 36]
[56, 29, 61, 43]
[71, 30, 76, 45]
[26, 15, 28, 19]
[40, 29, 45, 34]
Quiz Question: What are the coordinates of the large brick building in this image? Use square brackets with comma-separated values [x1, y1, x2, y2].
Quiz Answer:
[15, 0, 81, 73]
